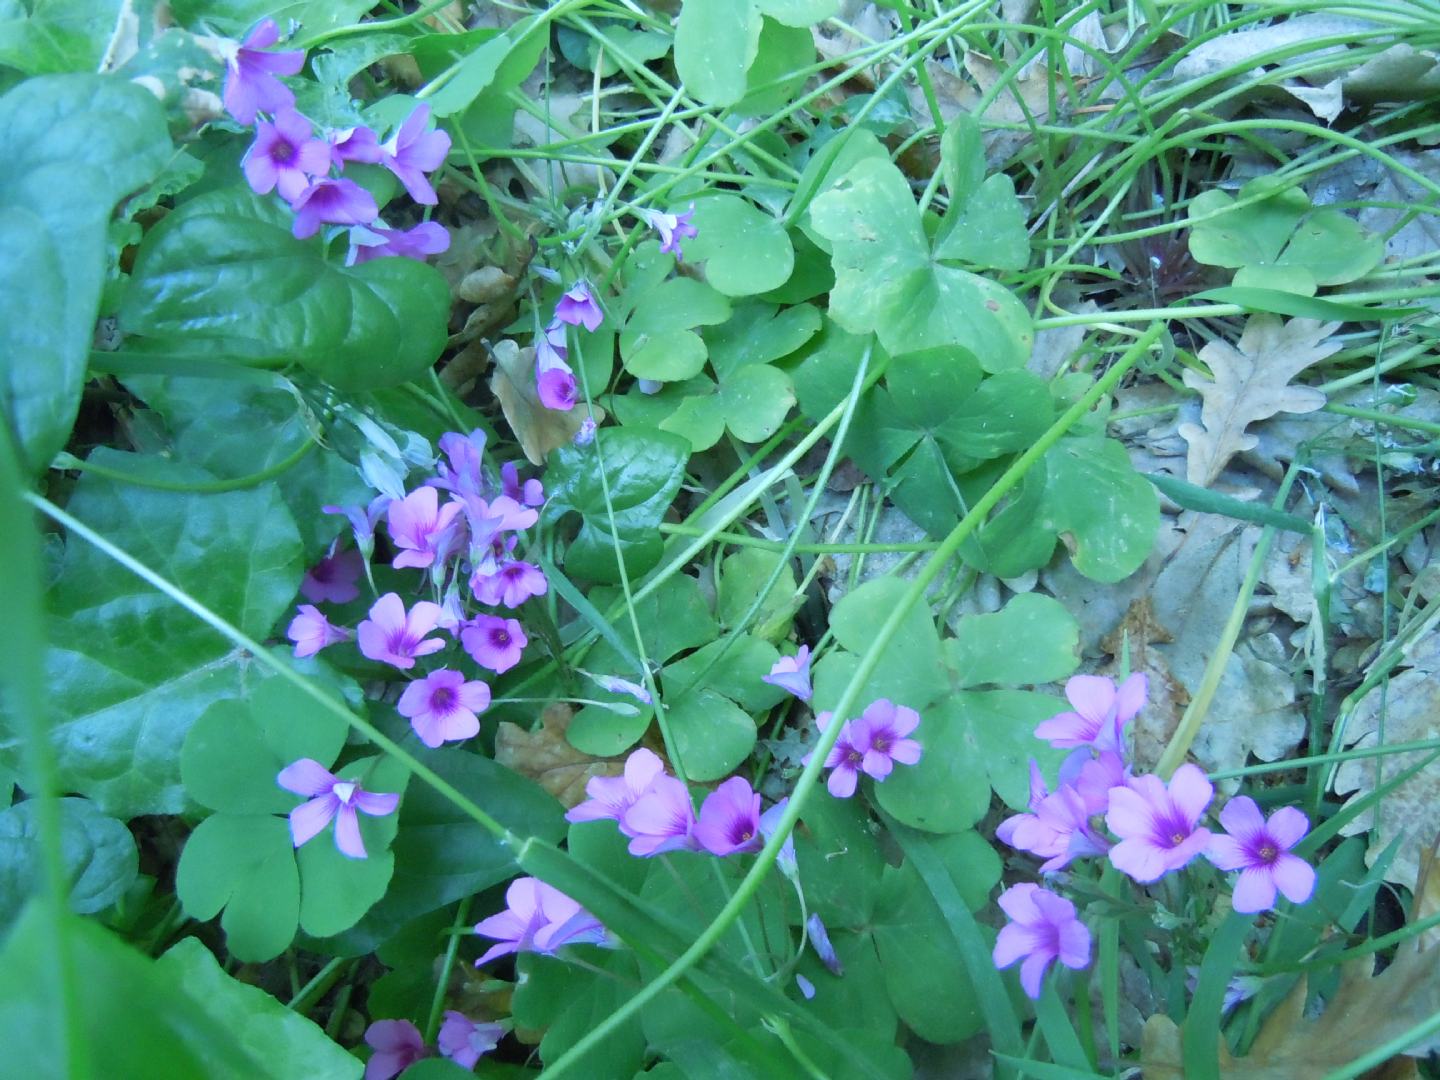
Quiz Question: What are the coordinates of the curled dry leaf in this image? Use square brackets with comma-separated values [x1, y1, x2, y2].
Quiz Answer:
[493, 704, 620, 808]
[1179, 315, 1341, 487]
[489, 339, 605, 466]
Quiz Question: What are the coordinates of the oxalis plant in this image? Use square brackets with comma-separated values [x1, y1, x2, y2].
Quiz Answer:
[5, 0, 1440, 1078]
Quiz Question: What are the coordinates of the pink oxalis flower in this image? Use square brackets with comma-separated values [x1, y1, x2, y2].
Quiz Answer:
[301, 547, 363, 604]
[694, 777, 763, 857]
[328, 124, 383, 168]
[996, 760, 1110, 873]
[349, 221, 451, 265]
[222, 18, 304, 125]
[644, 202, 698, 259]
[460, 614, 527, 674]
[992, 883, 1092, 999]
[286, 604, 351, 659]
[566, 748, 667, 825]
[362, 1019, 427, 1080]
[473, 877, 610, 967]
[397, 668, 490, 748]
[806, 699, 922, 798]
[620, 774, 698, 856]
[277, 759, 399, 859]
[1034, 673, 1147, 755]
[1106, 763, 1214, 883]
[380, 104, 452, 205]
[290, 178, 378, 239]
[438, 1011, 504, 1070]
[470, 560, 548, 608]
[761, 645, 812, 703]
[243, 108, 329, 201]
[387, 486, 462, 570]
[357, 592, 445, 670]
[1206, 796, 1316, 913]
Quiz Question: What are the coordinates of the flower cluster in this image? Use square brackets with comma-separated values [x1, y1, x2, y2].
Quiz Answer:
[564, 747, 784, 859]
[221, 18, 450, 260]
[992, 672, 1317, 999]
[803, 698, 923, 798]
[361, 1013, 504, 1080]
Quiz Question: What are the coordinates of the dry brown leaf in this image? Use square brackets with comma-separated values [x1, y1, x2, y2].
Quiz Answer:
[1142, 943, 1440, 1078]
[1178, 315, 1341, 487]
[489, 340, 605, 465]
[493, 704, 620, 808]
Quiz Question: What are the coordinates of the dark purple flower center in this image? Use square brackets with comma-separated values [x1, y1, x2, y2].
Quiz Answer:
[846, 748, 863, 766]
[1257, 842, 1278, 864]
[492, 629, 510, 647]
[311, 560, 334, 582]
[1153, 809, 1192, 849]
[873, 735, 890, 752]
[273, 139, 295, 163]
[730, 822, 755, 844]
[432, 687, 456, 710]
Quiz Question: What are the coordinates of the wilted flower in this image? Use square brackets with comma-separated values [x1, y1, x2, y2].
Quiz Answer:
[290, 178, 378, 239]
[762, 645, 812, 703]
[437, 1012, 503, 1070]
[473, 877, 610, 966]
[323, 496, 390, 562]
[553, 282, 603, 332]
[221, 18, 304, 125]
[349, 221, 450, 265]
[300, 547, 364, 605]
[1106, 764, 1214, 883]
[277, 758, 399, 859]
[356, 592, 445, 670]
[501, 461, 544, 507]
[992, 883, 1092, 999]
[1206, 796, 1316, 913]
[380, 104, 451, 205]
[460, 614, 527, 674]
[286, 604, 352, 659]
[694, 777, 763, 857]
[397, 668, 489, 748]
[806, 913, 844, 976]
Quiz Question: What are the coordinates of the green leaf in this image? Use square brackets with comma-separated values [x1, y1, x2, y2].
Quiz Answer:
[176, 814, 300, 962]
[23, 451, 303, 817]
[756, 0, 839, 24]
[796, 792, 887, 927]
[545, 427, 690, 583]
[946, 594, 1080, 688]
[0, 901, 265, 1078]
[512, 952, 647, 1074]
[1186, 177, 1381, 297]
[157, 939, 361, 1079]
[181, 701, 296, 816]
[826, 577, 947, 708]
[620, 276, 732, 380]
[874, 690, 1063, 831]
[423, 16, 543, 118]
[717, 547, 799, 639]
[735, 18, 814, 116]
[706, 300, 821, 377]
[936, 116, 1029, 270]
[667, 688, 759, 781]
[122, 186, 450, 390]
[685, 195, 794, 297]
[718, 363, 796, 443]
[0, 74, 170, 472]
[810, 155, 1033, 370]
[673, 0, 762, 106]
[0, 797, 138, 929]
[1038, 436, 1160, 583]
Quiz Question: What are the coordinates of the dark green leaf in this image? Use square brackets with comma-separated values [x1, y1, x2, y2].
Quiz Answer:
[175, 814, 300, 962]
[0, 797, 138, 928]
[122, 186, 450, 391]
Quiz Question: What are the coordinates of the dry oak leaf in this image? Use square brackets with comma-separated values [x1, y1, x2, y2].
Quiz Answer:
[1141, 943, 1440, 1078]
[1179, 315, 1341, 487]
[493, 704, 620, 808]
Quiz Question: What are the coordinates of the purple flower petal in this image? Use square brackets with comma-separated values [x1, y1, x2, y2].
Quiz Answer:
[278, 758, 338, 797]
[1266, 805, 1311, 850]
[1231, 866, 1278, 913]
[1271, 853, 1316, 904]
[333, 804, 367, 858]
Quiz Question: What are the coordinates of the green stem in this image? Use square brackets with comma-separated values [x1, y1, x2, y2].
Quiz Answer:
[287, 956, 348, 1013]
[540, 325, 1163, 1077]
[424, 898, 472, 1043]
[52, 440, 315, 493]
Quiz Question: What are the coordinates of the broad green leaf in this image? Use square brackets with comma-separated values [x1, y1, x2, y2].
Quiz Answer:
[620, 277, 731, 379]
[946, 593, 1080, 688]
[545, 427, 690, 583]
[23, 451, 303, 816]
[792, 128, 888, 246]
[1187, 177, 1382, 297]
[826, 577, 947, 708]
[935, 116, 1029, 270]
[0, 74, 169, 472]
[0, 0, 130, 74]
[936, 370, 1053, 464]
[181, 701, 297, 816]
[422, 16, 543, 118]
[667, 688, 758, 781]
[735, 18, 814, 116]
[756, 0, 839, 24]
[790, 317, 874, 422]
[705, 301, 821, 377]
[717, 547, 799, 639]
[719, 364, 796, 442]
[663, 636, 785, 712]
[157, 939, 360, 1080]
[175, 814, 300, 962]
[1038, 436, 1160, 583]
[512, 952, 647, 1075]
[673, 0, 761, 106]
[810, 155, 1033, 369]
[0, 797, 138, 928]
[168, 0, 373, 38]
[872, 856, 988, 1042]
[0, 901, 264, 1079]
[557, 24, 672, 77]
[796, 792, 887, 927]
[122, 186, 450, 391]
[874, 690, 1063, 832]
